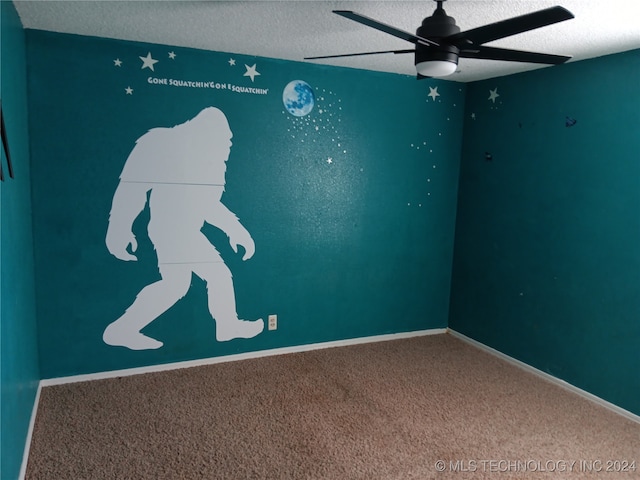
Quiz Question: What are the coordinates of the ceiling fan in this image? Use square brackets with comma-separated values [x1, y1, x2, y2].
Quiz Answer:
[305, 1, 574, 78]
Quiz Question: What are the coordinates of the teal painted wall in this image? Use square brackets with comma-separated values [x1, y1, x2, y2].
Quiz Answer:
[0, 2, 40, 479]
[25, 30, 465, 378]
[3, 14, 638, 467]
[450, 50, 640, 415]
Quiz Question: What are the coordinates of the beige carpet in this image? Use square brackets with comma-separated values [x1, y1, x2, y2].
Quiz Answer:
[26, 334, 639, 479]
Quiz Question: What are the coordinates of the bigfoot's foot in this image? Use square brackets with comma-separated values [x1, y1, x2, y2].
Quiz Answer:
[103, 321, 163, 350]
[216, 318, 265, 342]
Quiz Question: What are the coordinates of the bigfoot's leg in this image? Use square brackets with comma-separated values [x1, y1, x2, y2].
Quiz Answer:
[194, 262, 264, 342]
[103, 264, 192, 350]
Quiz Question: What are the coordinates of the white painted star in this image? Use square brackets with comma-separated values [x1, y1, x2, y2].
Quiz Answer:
[327, 157, 333, 164]
[139, 52, 159, 71]
[113, 58, 122, 67]
[244, 64, 260, 82]
[471, 113, 476, 120]
[125, 86, 133, 95]
[428, 86, 440, 102]
[168, 51, 176, 59]
[228, 58, 236, 66]
[488, 88, 500, 103]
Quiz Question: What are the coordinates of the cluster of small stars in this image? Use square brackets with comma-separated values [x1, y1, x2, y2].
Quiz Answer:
[405, 84, 458, 205]
[409, 141, 429, 151]
[284, 88, 346, 163]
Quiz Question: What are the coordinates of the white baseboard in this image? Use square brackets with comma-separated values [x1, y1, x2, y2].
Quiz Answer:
[447, 328, 640, 425]
[40, 328, 447, 386]
[19, 381, 42, 480]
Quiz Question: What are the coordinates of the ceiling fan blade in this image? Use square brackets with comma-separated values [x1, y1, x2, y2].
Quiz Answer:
[460, 46, 571, 64]
[450, 6, 574, 46]
[333, 10, 438, 47]
[305, 49, 414, 60]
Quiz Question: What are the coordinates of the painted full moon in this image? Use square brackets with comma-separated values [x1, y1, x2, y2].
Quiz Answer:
[283, 80, 315, 117]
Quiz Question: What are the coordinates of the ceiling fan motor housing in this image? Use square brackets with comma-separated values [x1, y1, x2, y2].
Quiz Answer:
[415, 5, 461, 68]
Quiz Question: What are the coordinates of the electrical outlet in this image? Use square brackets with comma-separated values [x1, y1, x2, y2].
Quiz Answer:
[268, 314, 277, 331]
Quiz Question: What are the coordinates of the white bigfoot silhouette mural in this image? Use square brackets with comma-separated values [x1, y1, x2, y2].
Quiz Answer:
[104, 107, 264, 350]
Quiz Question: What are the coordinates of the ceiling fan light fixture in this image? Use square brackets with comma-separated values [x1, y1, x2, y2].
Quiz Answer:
[416, 60, 458, 77]
[415, 42, 460, 77]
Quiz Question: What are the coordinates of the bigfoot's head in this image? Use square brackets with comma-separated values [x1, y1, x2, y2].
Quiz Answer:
[120, 106, 234, 184]
[187, 107, 233, 163]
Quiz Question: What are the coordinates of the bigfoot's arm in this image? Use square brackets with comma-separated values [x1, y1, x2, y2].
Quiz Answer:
[206, 200, 255, 261]
[106, 182, 151, 261]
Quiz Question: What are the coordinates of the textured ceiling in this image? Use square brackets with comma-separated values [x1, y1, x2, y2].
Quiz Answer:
[13, 0, 640, 82]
